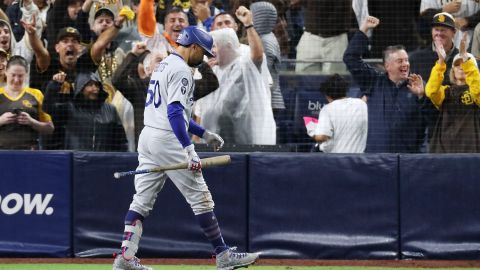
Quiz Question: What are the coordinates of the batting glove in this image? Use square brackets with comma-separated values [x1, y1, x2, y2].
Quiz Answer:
[185, 144, 202, 171]
[203, 130, 224, 151]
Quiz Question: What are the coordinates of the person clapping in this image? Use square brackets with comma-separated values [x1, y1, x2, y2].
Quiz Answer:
[426, 32, 480, 153]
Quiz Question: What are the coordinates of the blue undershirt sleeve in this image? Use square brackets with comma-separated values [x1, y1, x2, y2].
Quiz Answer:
[167, 102, 191, 148]
[188, 119, 205, 137]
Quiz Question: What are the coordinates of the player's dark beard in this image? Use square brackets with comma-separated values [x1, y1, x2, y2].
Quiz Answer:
[188, 57, 203, 67]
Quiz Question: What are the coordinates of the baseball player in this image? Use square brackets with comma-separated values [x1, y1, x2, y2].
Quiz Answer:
[113, 26, 259, 270]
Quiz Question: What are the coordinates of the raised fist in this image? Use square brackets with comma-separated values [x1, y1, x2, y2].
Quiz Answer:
[132, 42, 148, 56]
[360, 16, 380, 34]
[235, 6, 253, 26]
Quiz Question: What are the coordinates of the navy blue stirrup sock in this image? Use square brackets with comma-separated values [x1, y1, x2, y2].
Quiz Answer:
[125, 210, 144, 225]
[196, 211, 228, 254]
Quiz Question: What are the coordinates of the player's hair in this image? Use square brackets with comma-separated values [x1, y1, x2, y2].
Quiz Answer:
[164, 7, 188, 24]
[6, 55, 29, 73]
[319, 73, 349, 100]
[383, 45, 406, 64]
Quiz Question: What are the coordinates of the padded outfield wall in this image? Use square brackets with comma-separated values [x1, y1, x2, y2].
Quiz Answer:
[1, 151, 479, 259]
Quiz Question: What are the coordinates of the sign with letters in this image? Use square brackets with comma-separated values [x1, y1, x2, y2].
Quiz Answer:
[0, 151, 72, 257]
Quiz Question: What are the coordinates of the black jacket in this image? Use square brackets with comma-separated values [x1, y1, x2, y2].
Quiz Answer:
[6, 2, 24, 42]
[111, 52, 149, 149]
[44, 72, 128, 151]
[45, 0, 90, 52]
[344, 31, 433, 153]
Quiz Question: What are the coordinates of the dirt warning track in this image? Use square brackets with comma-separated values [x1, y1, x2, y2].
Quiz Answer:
[0, 258, 479, 268]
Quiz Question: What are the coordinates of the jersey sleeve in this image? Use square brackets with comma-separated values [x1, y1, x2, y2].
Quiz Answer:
[425, 61, 447, 109]
[38, 106, 53, 123]
[462, 58, 480, 107]
[166, 70, 194, 108]
[30, 88, 53, 122]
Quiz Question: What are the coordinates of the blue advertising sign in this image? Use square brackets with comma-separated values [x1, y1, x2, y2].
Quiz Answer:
[0, 151, 72, 257]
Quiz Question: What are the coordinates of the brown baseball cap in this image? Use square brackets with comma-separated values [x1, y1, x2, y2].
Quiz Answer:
[432, 12, 456, 30]
[56, 27, 81, 43]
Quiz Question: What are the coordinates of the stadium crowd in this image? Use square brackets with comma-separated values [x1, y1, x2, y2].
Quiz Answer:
[0, 0, 478, 153]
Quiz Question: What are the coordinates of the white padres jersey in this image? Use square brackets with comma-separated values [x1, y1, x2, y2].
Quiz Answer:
[143, 53, 195, 131]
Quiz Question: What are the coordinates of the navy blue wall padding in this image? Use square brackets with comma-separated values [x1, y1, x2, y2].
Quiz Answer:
[73, 152, 248, 258]
[248, 153, 399, 259]
[400, 154, 480, 259]
[0, 151, 72, 257]
[2, 150, 480, 259]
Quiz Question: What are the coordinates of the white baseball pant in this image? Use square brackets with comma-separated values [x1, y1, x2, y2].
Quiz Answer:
[128, 126, 215, 217]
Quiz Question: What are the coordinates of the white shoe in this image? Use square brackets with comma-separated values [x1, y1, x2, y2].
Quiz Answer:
[112, 254, 153, 270]
[216, 247, 259, 270]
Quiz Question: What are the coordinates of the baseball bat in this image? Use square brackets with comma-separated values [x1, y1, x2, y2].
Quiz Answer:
[113, 155, 231, 179]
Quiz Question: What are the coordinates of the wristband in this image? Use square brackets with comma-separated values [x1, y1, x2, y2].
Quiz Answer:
[244, 24, 254, 29]
[184, 144, 195, 152]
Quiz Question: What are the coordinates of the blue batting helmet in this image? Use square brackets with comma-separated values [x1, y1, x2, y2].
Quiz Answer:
[176, 26, 215, 57]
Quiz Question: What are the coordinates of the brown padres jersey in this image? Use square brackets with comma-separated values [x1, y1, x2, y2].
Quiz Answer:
[0, 87, 52, 149]
[429, 85, 480, 153]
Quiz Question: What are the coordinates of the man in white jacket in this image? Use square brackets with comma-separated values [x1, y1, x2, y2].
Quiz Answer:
[197, 27, 276, 145]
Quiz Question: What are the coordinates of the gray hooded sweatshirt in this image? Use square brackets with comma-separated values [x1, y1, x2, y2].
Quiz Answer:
[251, 1, 285, 110]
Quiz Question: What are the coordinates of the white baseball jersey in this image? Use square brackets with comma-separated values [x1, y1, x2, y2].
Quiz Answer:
[143, 53, 195, 131]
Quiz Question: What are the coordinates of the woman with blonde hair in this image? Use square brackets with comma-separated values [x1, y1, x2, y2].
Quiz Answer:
[426, 33, 480, 153]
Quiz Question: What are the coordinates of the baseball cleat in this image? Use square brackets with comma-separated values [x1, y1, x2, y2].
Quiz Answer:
[216, 247, 259, 270]
[112, 254, 153, 270]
